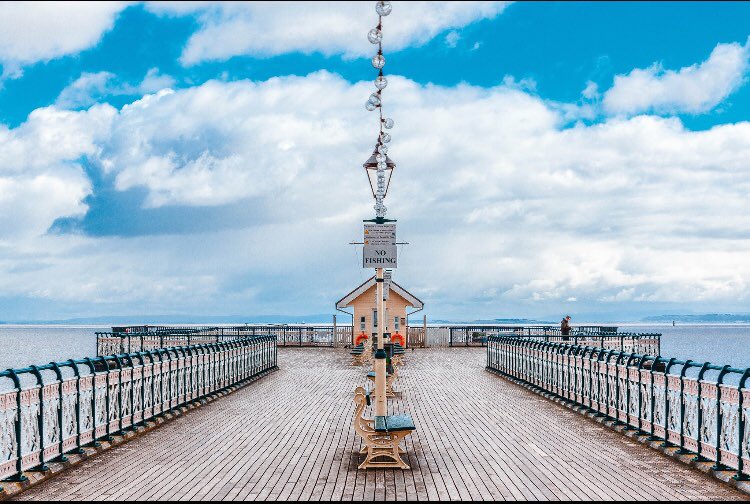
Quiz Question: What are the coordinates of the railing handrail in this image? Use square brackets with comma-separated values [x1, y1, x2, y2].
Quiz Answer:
[96, 325, 354, 351]
[487, 335, 742, 375]
[3, 334, 275, 380]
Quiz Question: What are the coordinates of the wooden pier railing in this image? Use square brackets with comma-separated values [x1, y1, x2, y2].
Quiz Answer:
[0, 335, 277, 483]
[486, 335, 750, 481]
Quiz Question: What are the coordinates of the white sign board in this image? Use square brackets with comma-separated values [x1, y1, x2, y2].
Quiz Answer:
[383, 269, 392, 300]
[363, 223, 397, 268]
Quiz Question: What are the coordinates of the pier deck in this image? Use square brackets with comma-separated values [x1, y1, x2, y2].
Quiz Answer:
[16, 348, 746, 501]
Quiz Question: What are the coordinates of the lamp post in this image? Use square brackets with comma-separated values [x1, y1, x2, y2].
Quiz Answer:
[364, 0, 395, 418]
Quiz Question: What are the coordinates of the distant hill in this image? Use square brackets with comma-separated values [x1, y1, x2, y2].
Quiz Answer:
[430, 318, 555, 325]
[642, 314, 750, 323]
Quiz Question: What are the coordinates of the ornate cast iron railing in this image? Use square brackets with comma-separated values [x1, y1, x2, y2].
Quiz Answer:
[486, 335, 750, 481]
[97, 325, 352, 355]
[447, 325, 660, 354]
[0, 335, 277, 483]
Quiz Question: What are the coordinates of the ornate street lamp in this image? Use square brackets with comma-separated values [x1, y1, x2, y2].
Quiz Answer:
[363, 145, 395, 200]
[364, 0, 396, 220]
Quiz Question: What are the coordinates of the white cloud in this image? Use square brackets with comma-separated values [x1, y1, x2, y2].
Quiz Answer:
[146, 1, 510, 65]
[5, 71, 750, 316]
[582, 80, 599, 100]
[138, 67, 177, 93]
[100, 73, 364, 207]
[56, 71, 117, 109]
[0, 104, 115, 240]
[603, 39, 750, 115]
[0, 2, 129, 77]
[445, 30, 461, 49]
[56, 68, 176, 109]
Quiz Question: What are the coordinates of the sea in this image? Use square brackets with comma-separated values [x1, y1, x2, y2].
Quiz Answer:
[0, 323, 749, 371]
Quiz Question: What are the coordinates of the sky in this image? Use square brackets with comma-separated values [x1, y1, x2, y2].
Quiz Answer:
[1, 1, 750, 322]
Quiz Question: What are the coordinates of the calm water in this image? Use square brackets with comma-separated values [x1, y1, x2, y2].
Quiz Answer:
[0, 323, 749, 371]
[0, 325, 105, 370]
[619, 323, 750, 368]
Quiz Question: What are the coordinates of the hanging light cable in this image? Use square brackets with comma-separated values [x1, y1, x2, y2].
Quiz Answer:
[366, 1, 394, 219]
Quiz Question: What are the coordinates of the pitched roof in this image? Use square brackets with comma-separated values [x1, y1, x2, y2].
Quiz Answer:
[336, 275, 424, 309]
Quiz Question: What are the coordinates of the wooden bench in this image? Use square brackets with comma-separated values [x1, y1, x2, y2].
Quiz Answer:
[353, 386, 415, 469]
[366, 370, 396, 397]
[392, 343, 406, 366]
[350, 343, 372, 366]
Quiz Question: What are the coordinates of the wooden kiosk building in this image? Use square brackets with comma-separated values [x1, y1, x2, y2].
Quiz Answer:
[336, 275, 423, 346]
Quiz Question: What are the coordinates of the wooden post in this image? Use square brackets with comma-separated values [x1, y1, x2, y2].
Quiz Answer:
[333, 314, 337, 346]
[374, 267, 387, 417]
[423, 314, 427, 348]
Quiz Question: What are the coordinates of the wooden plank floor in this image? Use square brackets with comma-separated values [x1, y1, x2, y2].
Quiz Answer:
[15, 348, 747, 501]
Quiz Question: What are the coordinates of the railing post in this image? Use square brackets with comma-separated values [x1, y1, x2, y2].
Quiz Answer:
[28, 365, 49, 472]
[7, 370, 27, 482]
[100, 357, 114, 442]
[692, 362, 710, 461]
[587, 347, 596, 411]
[676, 360, 695, 455]
[83, 358, 99, 447]
[734, 369, 750, 480]
[712, 365, 731, 470]
[660, 358, 676, 448]
[67, 359, 85, 453]
[135, 353, 145, 427]
[156, 350, 165, 417]
[623, 354, 639, 430]
[647, 357, 659, 441]
[113, 355, 124, 435]
[49, 362, 68, 463]
[592, 350, 603, 417]
[613, 352, 623, 424]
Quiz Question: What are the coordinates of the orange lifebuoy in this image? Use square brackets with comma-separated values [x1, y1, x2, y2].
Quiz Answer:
[391, 332, 405, 347]
[355, 332, 369, 346]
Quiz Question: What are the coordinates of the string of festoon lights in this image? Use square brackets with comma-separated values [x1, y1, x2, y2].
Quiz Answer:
[366, 0, 394, 218]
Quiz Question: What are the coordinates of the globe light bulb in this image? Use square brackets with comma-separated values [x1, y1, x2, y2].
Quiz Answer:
[381, 132, 391, 143]
[375, 76, 388, 90]
[374, 201, 386, 216]
[368, 28, 382, 44]
[376, 153, 386, 163]
[368, 93, 381, 107]
[383, 117, 394, 129]
[366, 102, 377, 111]
[377, 144, 388, 155]
[377, 162, 387, 170]
[372, 54, 385, 69]
[376, 1, 392, 17]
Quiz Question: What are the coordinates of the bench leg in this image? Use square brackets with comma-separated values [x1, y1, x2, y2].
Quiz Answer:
[359, 444, 405, 454]
[386, 375, 396, 396]
[358, 431, 410, 470]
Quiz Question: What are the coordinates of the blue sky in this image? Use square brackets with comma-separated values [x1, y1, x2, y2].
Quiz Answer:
[1, 1, 750, 322]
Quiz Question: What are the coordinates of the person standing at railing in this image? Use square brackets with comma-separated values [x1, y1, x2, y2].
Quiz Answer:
[561, 315, 571, 341]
